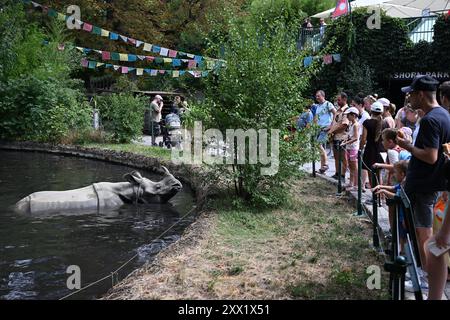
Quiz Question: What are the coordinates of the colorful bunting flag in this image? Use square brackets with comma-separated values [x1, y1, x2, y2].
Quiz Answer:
[136, 40, 144, 48]
[323, 55, 332, 64]
[143, 43, 152, 52]
[57, 13, 66, 21]
[152, 46, 161, 54]
[128, 54, 137, 62]
[119, 53, 128, 61]
[303, 56, 313, 67]
[332, 54, 341, 62]
[172, 71, 180, 78]
[160, 48, 169, 56]
[172, 59, 181, 67]
[111, 52, 120, 61]
[101, 29, 109, 37]
[137, 68, 144, 76]
[110, 32, 119, 40]
[188, 60, 197, 69]
[81, 59, 88, 68]
[121, 67, 129, 74]
[119, 35, 128, 43]
[102, 51, 111, 60]
[92, 26, 102, 35]
[83, 23, 93, 32]
[169, 50, 177, 58]
[88, 61, 96, 69]
[150, 70, 158, 76]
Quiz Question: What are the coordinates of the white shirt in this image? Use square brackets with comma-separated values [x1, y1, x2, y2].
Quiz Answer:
[358, 110, 370, 137]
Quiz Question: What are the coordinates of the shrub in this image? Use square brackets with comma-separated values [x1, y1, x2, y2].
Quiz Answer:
[97, 93, 147, 143]
[189, 17, 321, 208]
[0, 76, 92, 142]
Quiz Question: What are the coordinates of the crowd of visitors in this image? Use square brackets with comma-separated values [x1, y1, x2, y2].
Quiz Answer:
[300, 75, 450, 300]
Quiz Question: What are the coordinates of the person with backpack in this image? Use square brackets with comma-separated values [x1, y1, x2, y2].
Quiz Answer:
[313, 90, 336, 174]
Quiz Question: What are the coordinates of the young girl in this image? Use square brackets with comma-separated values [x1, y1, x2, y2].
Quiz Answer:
[340, 107, 359, 191]
[372, 160, 409, 250]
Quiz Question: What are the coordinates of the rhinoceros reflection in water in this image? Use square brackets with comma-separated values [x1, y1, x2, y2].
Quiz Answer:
[14, 167, 182, 214]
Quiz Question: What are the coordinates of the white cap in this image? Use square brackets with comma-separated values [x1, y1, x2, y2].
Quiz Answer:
[377, 98, 390, 107]
[371, 101, 384, 113]
[155, 95, 163, 100]
[344, 107, 359, 115]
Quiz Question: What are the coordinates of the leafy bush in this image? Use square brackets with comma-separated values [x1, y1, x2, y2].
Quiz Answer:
[0, 3, 90, 143]
[0, 76, 92, 142]
[190, 16, 321, 208]
[97, 93, 147, 143]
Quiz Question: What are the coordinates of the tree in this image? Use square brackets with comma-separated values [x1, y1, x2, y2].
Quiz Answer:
[187, 14, 320, 207]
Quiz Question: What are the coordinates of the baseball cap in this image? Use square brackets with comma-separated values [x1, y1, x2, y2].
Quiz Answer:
[371, 101, 384, 113]
[401, 75, 440, 93]
[344, 107, 359, 115]
[377, 98, 390, 107]
[399, 127, 412, 138]
[155, 95, 163, 100]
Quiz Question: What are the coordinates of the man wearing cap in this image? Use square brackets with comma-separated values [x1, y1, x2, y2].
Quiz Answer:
[150, 95, 164, 146]
[397, 75, 450, 288]
[426, 80, 450, 299]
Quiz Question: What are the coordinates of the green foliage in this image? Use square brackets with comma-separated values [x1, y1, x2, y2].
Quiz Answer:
[432, 14, 450, 70]
[0, 4, 90, 143]
[0, 76, 92, 142]
[317, 8, 410, 97]
[315, 10, 450, 99]
[97, 93, 147, 143]
[192, 16, 320, 207]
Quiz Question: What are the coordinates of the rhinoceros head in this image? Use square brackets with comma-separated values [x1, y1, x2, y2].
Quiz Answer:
[123, 167, 182, 204]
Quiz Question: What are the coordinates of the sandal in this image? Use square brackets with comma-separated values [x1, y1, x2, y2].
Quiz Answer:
[318, 165, 329, 174]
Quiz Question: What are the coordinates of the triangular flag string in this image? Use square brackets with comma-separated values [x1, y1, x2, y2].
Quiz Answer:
[73, 45, 220, 70]
[80, 59, 210, 78]
[24, 0, 225, 65]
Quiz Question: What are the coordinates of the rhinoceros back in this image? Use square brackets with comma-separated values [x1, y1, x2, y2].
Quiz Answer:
[21, 185, 99, 214]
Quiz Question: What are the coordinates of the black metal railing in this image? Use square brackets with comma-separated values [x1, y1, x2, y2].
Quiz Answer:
[384, 186, 423, 300]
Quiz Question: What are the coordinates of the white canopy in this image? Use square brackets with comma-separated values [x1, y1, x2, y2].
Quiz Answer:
[312, 0, 450, 18]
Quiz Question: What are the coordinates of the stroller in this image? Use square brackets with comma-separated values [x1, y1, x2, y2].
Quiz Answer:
[162, 110, 182, 148]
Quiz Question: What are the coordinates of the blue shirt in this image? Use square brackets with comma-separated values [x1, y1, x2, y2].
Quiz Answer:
[297, 110, 313, 130]
[405, 106, 450, 193]
[314, 101, 335, 128]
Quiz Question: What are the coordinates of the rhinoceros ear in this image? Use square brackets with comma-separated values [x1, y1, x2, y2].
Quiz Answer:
[124, 171, 143, 185]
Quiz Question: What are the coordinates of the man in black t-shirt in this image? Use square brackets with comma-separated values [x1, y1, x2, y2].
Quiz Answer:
[397, 75, 450, 282]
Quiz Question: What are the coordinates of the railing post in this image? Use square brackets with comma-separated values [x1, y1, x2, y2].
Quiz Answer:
[371, 170, 380, 249]
[311, 133, 316, 178]
[356, 150, 363, 216]
[337, 144, 342, 195]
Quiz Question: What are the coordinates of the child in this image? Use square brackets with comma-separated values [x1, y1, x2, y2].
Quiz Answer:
[340, 107, 359, 191]
[372, 160, 409, 250]
[373, 128, 411, 185]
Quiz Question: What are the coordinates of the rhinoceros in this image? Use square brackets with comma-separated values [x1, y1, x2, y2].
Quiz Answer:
[14, 167, 182, 214]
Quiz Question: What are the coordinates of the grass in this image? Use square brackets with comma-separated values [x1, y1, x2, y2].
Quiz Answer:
[105, 176, 390, 300]
[82, 142, 172, 160]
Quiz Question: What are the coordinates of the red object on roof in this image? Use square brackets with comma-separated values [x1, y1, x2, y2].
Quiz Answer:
[332, 0, 350, 18]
